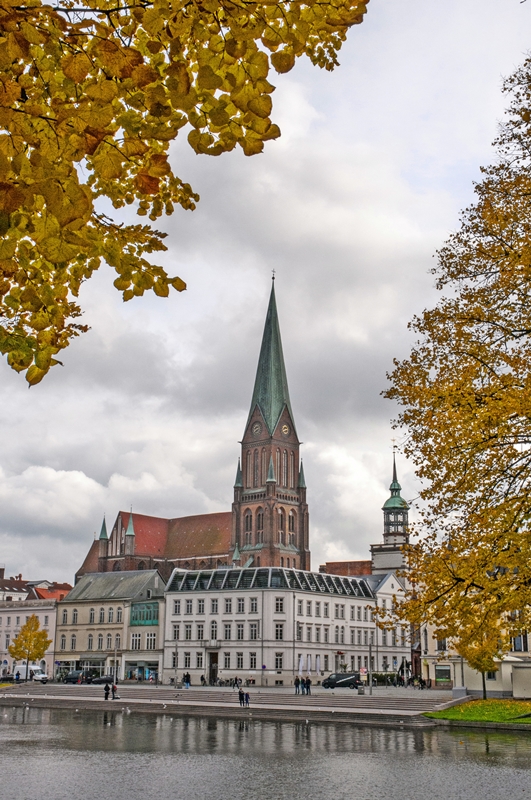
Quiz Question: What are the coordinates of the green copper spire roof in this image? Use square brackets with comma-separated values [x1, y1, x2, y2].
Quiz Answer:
[298, 460, 306, 489]
[234, 458, 243, 488]
[125, 510, 135, 536]
[266, 455, 276, 483]
[247, 283, 296, 436]
[382, 454, 409, 510]
[99, 516, 108, 540]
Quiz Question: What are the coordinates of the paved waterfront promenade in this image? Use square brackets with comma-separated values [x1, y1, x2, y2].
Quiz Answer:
[0, 683, 456, 727]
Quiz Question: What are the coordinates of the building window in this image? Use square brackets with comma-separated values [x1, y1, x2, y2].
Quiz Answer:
[185, 624, 192, 641]
[71, 635, 76, 650]
[278, 508, 285, 544]
[486, 671, 497, 681]
[250, 623, 258, 640]
[275, 597, 284, 613]
[324, 655, 329, 671]
[225, 598, 232, 614]
[382, 630, 387, 646]
[224, 652, 231, 669]
[224, 624, 231, 640]
[197, 623, 204, 641]
[211, 599, 218, 614]
[335, 626, 339, 644]
[130, 602, 159, 626]
[245, 510, 253, 545]
[275, 652, 283, 670]
[197, 599, 204, 614]
[185, 599, 193, 615]
[275, 623, 284, 641]
[43, 615, 48, 627]
[106, 633, 112, 649]
[117, 608, 123, 623]
[184, 652, 191, 669]
[323, 603, 329, 618]
[16, 616, 20, 626]
[315, 627, 321, 643]
[60, 635, 66, 651]
[97, 634, 103, 650]
[250, 652, 257, 669]
[211, 621, 218, 639]
[99, 608, 105, 624]
[436, 638, 447, 651]
[357, 630, 362, 645]
[236, 623, 244, 640]
[254, 449, 259, 488]
[172, 652, 177, 669]
[108, 608, 114, 623]
[131, 633, 141, 650]
[364, 630, 368, 646]
[196, 652, 203, 669]
[237, 652, 244, 669]
[173, 624, 180, 640]
[350, 629, 355, 645]
[306, 601, 312, 616]
[289, 451, 294, 489]
[174, 600, 181, 615]
[363, 608, 368, 622]
[88, 607, 94, 624]
[340, 626, 345, 644]
[256, 508, 264, 543]
[297, 600, 303, 616]
[250, 597, 258, 613]
[357, 607, 361, 621]
[392, 629, 397, 647]
[115, 634, 121, 650]
[324, 627, 329, 643]
[62, 609, 68, 624]
[296, 623, 303, 641]
[72, 608, 78, 624]
[87, 634, 93, 651]
[237, 598, 245, 613]
[307, 626, 312, 642]
[146, 633, 156, 650]
[315, 602, 321, 618]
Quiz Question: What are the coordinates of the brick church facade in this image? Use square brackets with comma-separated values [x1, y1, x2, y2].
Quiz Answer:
[76, 283, 310, 582]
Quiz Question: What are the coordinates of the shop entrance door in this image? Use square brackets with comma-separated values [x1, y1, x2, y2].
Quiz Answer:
[208, 652, 218, 685]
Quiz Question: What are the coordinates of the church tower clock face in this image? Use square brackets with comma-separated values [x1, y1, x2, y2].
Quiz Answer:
[281, 424, 290, 436]
[252, 422, 262, 437]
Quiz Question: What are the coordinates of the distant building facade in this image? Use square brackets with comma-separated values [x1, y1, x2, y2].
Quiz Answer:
[162, 566, 409, 686]
[0, 598, 58, 677]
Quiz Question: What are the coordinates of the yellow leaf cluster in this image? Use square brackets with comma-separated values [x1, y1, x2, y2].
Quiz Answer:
[386, 56, 531, 657]
[0, 0, 369, 383]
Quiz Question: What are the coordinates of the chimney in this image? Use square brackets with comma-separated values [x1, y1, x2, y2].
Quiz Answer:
[0, 566, 4, 579]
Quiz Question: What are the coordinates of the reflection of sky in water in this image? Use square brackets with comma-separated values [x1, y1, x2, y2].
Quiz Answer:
[2, 707, 531, 800]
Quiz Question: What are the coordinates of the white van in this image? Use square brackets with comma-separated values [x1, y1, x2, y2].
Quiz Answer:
[30, 669, 48, 684]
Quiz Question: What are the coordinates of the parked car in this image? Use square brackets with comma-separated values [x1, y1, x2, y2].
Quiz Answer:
[63, 669, 98, 684]
[30, 669, 48, 684]
[91, 675, 115, 685]
[322, 672, 362, 689]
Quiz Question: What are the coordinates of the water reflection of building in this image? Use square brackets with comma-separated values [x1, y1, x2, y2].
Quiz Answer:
[55, 571, 164, 681]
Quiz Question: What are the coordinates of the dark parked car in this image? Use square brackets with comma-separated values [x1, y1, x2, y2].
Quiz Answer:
[322, 672, 362, 689]
[63, 669, 99, 684]
[91, 675, 115, 685]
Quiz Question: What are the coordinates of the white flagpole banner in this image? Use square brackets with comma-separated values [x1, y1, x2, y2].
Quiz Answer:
[298, 655, 304, 675]
[316, 655, 321, 674]
[307, 654, 311, 674]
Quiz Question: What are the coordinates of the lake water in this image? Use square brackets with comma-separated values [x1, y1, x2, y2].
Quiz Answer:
[1, 706, 531, 800]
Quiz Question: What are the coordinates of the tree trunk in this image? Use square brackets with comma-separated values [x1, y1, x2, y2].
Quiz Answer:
[481, 671, 487, 700]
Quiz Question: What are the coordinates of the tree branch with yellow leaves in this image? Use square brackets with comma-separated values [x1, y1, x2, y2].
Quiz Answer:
[0, 0, 369, 384]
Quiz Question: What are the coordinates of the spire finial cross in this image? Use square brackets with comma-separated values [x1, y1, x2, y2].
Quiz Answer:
[272, 269, 276, 281]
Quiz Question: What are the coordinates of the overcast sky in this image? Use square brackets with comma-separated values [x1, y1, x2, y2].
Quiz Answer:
[1, 0, 530, 583]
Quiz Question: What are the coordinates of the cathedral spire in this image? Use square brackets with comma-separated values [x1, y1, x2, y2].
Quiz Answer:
[126, 509, 135, 536]
[99, 516, 108, 540]
[246, 282, 296, 436]
[234, 458, 243, 488]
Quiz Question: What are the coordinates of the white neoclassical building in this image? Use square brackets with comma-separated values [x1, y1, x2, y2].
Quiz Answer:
[163, 566, 409, 686]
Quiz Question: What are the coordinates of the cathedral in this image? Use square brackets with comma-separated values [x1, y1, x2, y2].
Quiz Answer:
[76, 282, 310, 582]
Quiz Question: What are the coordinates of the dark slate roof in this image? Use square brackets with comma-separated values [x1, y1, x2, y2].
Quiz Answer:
[64, 570, 163, 602]
[166, 567, 374, 597]
[246, 284, 296, 436]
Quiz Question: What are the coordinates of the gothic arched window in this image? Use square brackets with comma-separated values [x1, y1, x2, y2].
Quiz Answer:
[282, 450, 288, 487]
[246, 451, 252, 488]
[253, 449, 259, 487]
[244, 509, 253, 546]
[276, 449, 281, 484]
[87, 634, 93, 651]
[113, 561, 121, 571]
[137, 561, 145, 570]
[278, 508, 285, 545]
[211, 620, 218, 640]
[288, 511, 296, 545]
[256, 508, 264, 543]
[289, 451, 295, 489]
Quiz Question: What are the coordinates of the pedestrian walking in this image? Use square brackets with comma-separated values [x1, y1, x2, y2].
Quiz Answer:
[300, 679, 306, 696]
[111, 683, 117, 699]
[305, 677, 311, 696]
[104, 683, 110, 701]
[244, 692, 250, 707]
[238, 688, 245, 707]
[294, 676, 300, 695]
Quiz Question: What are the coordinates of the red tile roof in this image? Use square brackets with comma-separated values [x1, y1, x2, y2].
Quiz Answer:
[118, 511, 169, 556]
[33, 586, 72, 601]
[320, 560, 373, 576]
[77, 539, 100, 575]
[119, 510, 231, 558]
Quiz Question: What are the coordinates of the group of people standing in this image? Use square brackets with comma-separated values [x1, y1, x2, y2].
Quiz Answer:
[294, 676, 312, 695]
[182, 672, 191, 688]
[238, 687, 250, 707]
